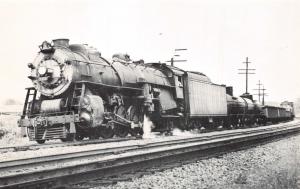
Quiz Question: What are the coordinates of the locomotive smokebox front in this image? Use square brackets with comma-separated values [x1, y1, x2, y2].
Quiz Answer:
[28, 39, 75, 97]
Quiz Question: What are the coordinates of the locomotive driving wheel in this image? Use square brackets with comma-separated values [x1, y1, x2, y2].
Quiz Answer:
[114, 124, 129, 137]
[36, 140, 45, 144]
[99, 127, 114, 139]
[114, 106, 129, 137]
[126, 105, 144, 137]
[126, 105, 141, 123]
[99, 122, 114, 139]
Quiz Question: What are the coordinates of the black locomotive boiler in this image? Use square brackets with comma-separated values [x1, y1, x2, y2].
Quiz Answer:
[18, 39, 295, 144]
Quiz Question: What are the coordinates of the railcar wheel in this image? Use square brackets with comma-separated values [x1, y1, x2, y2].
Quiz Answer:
[114, 125, 129, 138]
[99, 126, 114, 139]
[36, 140, 45, 144]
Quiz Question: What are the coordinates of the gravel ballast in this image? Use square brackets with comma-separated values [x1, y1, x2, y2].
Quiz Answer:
[94, 133, 300, 189]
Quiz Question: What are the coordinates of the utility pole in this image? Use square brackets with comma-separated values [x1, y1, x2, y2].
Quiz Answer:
[253, 80, 263, 102]
[166, 48, 187, 67]
[238, 57, 255, 94]
[261, 85, 268, 105]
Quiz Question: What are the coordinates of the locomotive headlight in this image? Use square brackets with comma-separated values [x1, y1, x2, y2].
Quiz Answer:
[38, 66, 47, 75]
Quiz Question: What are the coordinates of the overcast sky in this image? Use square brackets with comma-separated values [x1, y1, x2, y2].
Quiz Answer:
[0, 0, 299, 104]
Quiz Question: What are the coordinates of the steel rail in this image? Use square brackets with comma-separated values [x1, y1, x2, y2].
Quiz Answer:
[0, 123, 295, 170]
[0, 122, 292, 153]
[0, 136, 137, 153]
[0, 122, 300, 188]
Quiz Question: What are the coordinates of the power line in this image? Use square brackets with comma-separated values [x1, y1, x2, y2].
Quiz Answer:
[175, 48, 188, 51]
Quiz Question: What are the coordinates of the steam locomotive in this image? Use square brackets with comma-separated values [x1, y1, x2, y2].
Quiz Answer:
[18, 39, 295, 144]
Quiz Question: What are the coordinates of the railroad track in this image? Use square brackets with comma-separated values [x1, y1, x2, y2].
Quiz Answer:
[0, 136, 138, 153]
[1, 122, 300, 189]
[0, 121, 288, 154]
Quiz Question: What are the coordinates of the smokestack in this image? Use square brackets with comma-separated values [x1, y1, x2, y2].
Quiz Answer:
[52, 38, 69, 48]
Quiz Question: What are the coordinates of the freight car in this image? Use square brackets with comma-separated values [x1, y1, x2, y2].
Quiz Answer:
[280, 101, 295, 118]
[263, 104, 294, 123]
[18, 39, 294, 143]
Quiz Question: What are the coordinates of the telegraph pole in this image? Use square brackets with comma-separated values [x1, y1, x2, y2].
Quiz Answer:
[170, 57, 174, 66]
[261, 85, 268, 105]
[167, 48, 187, 67]
[238, 57, 255, 94]
[253, 80, 263, 102]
